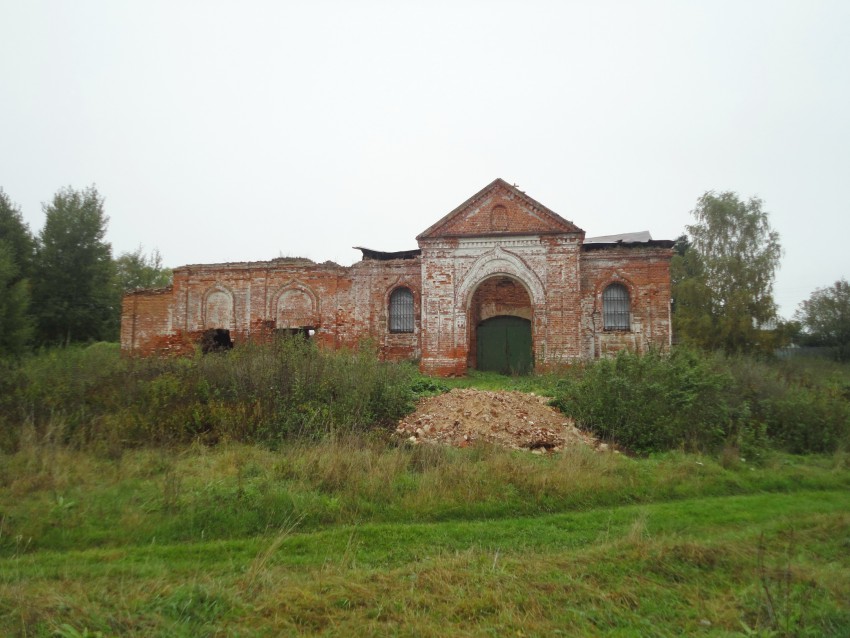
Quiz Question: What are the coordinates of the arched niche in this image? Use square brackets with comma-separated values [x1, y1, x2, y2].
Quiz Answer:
[203, 286, 234, 329]
[275, 283, 319, 328]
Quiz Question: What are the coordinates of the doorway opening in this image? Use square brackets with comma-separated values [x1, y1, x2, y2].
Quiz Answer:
[469, 276, 533, 374]
[200, 328, 233, 353]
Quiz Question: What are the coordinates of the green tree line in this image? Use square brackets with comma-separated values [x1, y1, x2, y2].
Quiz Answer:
[0, 186, 171, 354]
[672, 191, 848, 360]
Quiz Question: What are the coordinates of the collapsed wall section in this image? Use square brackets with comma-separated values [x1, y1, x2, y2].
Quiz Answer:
[121, 287, 177, 354]
[169, 259, 350, 352]
[120, 256, 423, 360]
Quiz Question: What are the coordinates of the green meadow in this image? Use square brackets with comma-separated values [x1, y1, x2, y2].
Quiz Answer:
[1, 343, 849, 636]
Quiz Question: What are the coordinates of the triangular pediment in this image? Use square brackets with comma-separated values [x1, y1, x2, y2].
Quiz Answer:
[417, 178, 584, 241]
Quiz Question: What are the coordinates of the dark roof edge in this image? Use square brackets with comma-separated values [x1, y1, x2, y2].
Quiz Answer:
[125, 285, 173, 295]
[582, 239, 675, 251]
[354, 246, 422, 261]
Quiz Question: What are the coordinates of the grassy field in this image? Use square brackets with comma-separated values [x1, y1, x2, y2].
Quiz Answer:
[2, 439, 849, 637]
[1, 346, 848, 636]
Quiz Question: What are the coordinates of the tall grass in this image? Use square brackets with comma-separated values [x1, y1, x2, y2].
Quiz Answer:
[1, 341, 847, 457]
[2, 440, 849, 636]
[0, 339, 416, 452]
[727, 355, 850, 454]
[552, 348, 735, 453]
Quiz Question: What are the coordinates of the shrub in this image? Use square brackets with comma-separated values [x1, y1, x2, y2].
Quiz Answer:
[551, 348, 739, 454]
[552, 349, 850, 456]
[725, 355, 850, 454]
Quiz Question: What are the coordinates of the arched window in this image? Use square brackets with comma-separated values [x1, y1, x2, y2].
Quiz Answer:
[389, 287, 414, 333]
[603, 283, 630, 331]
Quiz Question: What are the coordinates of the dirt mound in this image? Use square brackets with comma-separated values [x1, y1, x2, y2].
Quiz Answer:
[395, 388, 598, 453]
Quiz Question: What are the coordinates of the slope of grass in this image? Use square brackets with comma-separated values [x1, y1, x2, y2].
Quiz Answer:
[1, 347, 848, 635]
[2, 443, 849, 636]
[3, 440, 848, 551]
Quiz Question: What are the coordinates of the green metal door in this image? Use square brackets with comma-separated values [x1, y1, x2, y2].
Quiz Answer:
[476, 316, 532, 374]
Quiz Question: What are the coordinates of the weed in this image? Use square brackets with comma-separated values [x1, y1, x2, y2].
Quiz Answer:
[553, 348, 850, 455]
[241, 515, 303, 593]
[147, 583, 232, 635]
[0, 341, 418, 451]
[1, 446, 849, 636]
[161, 461, 182, 513]
[742, 531, 818, 637]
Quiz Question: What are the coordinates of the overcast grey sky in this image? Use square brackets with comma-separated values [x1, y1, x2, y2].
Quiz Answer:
[2, 1, 848, 318]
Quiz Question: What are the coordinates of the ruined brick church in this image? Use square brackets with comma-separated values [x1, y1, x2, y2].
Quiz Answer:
[121, 179, 674, 376]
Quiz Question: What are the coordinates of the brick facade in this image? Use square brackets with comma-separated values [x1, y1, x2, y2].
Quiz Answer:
[121, 179, 674, 375]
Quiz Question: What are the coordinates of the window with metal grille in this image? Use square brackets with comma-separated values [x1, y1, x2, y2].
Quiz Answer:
[389, 287, 415, 333]
[603, 283, 630, 330]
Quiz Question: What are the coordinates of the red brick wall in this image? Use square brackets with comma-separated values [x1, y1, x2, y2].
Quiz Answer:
[121, 287, 183, 354]
[122, 257, 422, 360]
[436, 195, 570, 236]
[120, 182, 672, 373]
[419, 179, 581, 240]
[349, 259, 421, 361]
[122, 244, 672, 371]
[579, 246, 673, 357]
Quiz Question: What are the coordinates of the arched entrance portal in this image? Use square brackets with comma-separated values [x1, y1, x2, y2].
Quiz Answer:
[469, 276, 533, 374]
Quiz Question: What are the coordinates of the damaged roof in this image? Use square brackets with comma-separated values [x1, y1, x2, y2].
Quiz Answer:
[583, 230, 674, 250]
[585, 231, 653, 244]
[354, 246, 422, 261]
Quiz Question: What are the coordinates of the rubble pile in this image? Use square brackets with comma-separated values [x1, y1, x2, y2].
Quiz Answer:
[396, 388, 598, 453]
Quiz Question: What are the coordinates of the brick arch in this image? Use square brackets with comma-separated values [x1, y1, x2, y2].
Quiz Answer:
[272, 280, 319, 328]
[457, 246, 545, 311]
[490, 204, 508, 231]
[384, 276, 419, 305]
[470, 275, 533, 322]
[592, 274, 636, 315]
[466, 274, 534, 369]
[202, 284, 235, 329]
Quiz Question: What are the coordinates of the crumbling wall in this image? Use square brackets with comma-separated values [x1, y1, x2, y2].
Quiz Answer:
[121, 256, 422, 360]
[120, 180, 673, 374]
[121, 287, 181, 354]
[350, 258, 421, 361]
[579, 245, 673, 358]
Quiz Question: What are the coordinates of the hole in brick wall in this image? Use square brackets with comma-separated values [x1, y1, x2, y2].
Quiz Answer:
[275, 327, 315, 340]
[200, 328, 234, 353]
